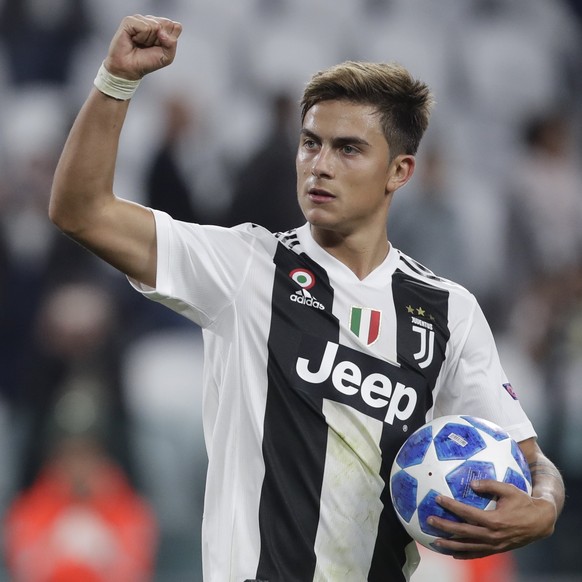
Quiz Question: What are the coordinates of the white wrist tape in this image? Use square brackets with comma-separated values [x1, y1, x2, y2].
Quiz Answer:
[94, 62, 141, 100]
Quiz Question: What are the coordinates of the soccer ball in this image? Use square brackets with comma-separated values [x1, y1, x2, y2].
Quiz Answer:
[389, 414, 532, 553]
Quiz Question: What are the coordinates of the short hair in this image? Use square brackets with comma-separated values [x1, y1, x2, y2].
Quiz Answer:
[300, 61, 435, 158]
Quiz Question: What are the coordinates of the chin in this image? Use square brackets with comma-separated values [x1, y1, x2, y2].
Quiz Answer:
[306, 217, 345, 237]
[304, 213, 334, 230]
[301, 205, 331, 226]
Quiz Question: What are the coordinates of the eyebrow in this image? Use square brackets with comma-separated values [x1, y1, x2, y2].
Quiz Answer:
[300, 128, 371, 149]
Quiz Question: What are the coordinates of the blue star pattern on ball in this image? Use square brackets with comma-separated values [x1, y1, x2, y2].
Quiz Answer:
[389, 415, 532, 553]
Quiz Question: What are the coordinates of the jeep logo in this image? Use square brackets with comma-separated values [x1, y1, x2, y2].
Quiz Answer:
[295, 341, 418, 425]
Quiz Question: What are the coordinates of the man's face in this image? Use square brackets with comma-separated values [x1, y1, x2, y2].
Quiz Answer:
[296, 100, 395, 236]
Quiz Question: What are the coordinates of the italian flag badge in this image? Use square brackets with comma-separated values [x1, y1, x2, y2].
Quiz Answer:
[349, 306, 382, 345]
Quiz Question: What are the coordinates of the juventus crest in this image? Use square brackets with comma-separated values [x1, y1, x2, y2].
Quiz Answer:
[406, 305, 436, 369]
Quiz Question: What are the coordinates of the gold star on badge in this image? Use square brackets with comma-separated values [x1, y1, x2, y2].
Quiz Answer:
[416, 307, 425, 317]
[406, 305, 415, 314]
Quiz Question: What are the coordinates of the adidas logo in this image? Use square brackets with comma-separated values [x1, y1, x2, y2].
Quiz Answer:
[290, 289, 325, 311]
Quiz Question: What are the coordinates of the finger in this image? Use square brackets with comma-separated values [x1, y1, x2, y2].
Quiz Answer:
[428, 514, 490, 539]
[436, 495, 489, 524]
[158, 22, 183, 51]
[453, 551, 493, 560]
[434, 537, 498, 559]
[144, 16, 183, 41]
[436, 538, 488, 551]
[471, 479, 519, 497]
[127, 14, 162, 47]
[165, 20, 183, 40]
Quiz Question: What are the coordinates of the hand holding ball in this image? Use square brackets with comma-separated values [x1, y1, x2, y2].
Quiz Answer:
[390, 415, 532, 553]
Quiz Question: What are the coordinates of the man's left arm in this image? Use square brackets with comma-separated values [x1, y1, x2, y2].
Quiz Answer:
[428, 436, 564, 559]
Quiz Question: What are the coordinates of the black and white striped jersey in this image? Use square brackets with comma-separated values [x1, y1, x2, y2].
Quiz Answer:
[132, 210, 535, 582]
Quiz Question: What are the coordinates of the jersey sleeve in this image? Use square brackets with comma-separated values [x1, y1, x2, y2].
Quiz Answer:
[435, 299, 536, 443]
[129, 209, 259, 328]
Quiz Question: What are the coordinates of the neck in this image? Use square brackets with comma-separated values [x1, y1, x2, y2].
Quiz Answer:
[311, 226, 390, 280]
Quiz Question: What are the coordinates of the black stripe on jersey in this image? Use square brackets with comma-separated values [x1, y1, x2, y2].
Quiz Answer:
[399, 254, 445, 282]
[256, 242, 339, 581]
[368, 268, 451, 580]
[275, 230, 300, 249]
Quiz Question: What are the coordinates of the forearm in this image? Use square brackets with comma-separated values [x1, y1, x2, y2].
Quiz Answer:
[49, 88, 130, 237]
[520, 437, 565, 539]
[529, 454, 565, 530]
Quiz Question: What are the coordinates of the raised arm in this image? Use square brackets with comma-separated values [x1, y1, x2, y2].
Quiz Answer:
[49, 15, 182, 287]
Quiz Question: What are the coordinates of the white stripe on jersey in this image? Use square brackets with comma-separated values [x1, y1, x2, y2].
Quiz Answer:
[313, 400, 386, 580]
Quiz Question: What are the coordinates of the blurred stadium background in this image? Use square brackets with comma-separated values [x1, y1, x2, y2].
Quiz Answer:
[0, 0, 581, 580]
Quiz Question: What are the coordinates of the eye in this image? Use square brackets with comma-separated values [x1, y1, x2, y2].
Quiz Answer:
[342, 144, 359, 155]
[303, 138, 317, 149]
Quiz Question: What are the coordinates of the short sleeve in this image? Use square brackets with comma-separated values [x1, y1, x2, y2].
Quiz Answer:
[435, 300, 536, 443]
[129, 209, 260, 328]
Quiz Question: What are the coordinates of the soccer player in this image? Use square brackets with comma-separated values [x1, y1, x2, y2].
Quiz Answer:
[49, 14, 565, 582]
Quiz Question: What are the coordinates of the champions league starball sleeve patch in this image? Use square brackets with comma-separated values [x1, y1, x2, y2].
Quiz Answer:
[503, 383, 519, 400]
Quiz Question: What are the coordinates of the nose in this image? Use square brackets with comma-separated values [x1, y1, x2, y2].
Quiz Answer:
[311, 147, 333, 178]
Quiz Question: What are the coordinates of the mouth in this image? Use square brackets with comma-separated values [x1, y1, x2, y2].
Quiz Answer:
[307, 187, 336, 203]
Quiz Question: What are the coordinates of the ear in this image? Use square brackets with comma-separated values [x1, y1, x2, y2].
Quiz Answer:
[386, 154, 415, 194]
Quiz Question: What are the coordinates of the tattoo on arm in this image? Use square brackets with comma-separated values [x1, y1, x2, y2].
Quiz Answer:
[529, 461, 564, 482]
[527, 457, 565, 516]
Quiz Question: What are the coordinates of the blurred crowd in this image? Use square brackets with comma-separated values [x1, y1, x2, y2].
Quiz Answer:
[0, 0, 581, 580]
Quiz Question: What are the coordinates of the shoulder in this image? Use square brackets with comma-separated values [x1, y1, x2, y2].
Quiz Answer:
[393, 248, 478, 313]
[153, 209, 279, 248]
[394, 249, 472, 293]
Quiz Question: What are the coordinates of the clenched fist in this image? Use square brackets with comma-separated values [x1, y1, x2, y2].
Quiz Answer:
[104, 14, 182, 81]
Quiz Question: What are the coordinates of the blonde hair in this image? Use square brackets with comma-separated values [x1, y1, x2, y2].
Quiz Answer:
[301, 61, 434, 157]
